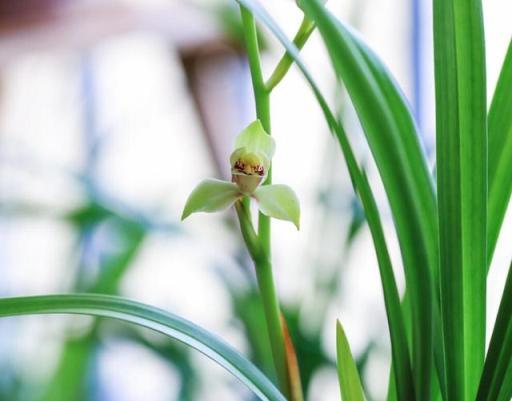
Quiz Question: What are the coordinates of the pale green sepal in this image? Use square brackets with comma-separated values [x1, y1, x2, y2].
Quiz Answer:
[234, 120, 276, 161]
[254, 184, 300, 230]
[182, 179, 241, 220]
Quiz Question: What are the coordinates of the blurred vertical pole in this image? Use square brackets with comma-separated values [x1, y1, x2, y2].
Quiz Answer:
[80, 51, 100, 185]
[411, 0, 423, 132]
[75, 51, 99, 293]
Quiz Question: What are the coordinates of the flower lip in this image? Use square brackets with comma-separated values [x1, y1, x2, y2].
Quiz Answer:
[230, 148, 268, 177]
[233, 158, 265, 176]
[231, 172, 264, 194]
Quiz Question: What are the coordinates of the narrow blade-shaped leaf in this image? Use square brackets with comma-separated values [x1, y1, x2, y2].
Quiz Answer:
[356, 172, 415, 401]
[349, 32, 448, 398]
[497, 363, 512, 401]
[433, 1, 487, 400]
[476, 261, 512, 401]
[336, 321, 365, 401]
[0, 294, 287, 401]
[498, 365, 512, 401]
[300, 1, 436, 398]
[488, 40, 512, 266]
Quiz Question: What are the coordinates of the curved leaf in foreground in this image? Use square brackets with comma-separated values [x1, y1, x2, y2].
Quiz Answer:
[0, 294, 286, 401]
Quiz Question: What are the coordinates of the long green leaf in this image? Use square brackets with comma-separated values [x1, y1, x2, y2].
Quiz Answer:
[358, 170, 415, 401]
[476, 261, 512, 401]
[497, 364, 512, 401]
[233, 2, 415, 400]
[0, 294, 286, 401]
[488, 39, 512, 266]
[300, 1, 437, 399]
[336, 321, 365, 401]
[433, 1, 487, 400]
[350, 32, 447, 399]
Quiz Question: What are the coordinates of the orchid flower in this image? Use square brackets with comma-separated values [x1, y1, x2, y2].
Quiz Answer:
[181, 120, 300, 229]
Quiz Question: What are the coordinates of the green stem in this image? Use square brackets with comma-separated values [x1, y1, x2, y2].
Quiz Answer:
[266, 17, 316, 92]
[235, 198, 289, 397]
[235, 200, 264, 264]
[239, 6, 290, 398]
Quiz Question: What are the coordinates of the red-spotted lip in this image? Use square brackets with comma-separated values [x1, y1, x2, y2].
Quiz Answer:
[232, 164, 265, 176]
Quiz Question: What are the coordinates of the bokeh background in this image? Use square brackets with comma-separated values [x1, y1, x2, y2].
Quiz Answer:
[0, 1, 511, 400]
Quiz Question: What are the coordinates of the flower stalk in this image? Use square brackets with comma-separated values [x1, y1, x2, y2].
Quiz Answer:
[237, 6, 318, 400]
[266, 16, 316, 93]
[239, 5, 290, 397]
[183, 5, 314, 399]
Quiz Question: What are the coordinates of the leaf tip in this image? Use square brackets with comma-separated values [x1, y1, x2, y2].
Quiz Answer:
[336, 319, 343, 336]
[180, 208, 190, 221]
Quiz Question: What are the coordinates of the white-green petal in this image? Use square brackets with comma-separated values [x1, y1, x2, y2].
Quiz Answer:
[234, 120, 276, 161]
[181, 179, 241, 220]
[254, 184, 301, 230]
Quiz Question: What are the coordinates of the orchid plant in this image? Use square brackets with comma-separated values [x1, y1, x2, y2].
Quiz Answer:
[0, 1, 510, 401]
